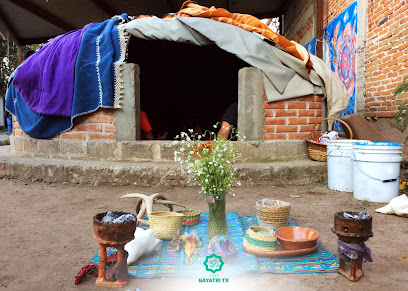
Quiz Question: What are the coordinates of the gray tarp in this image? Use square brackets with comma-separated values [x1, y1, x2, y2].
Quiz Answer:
[121, 16, 348, 118]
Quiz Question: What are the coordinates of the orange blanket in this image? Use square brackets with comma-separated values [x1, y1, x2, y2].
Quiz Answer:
[162, 1, 312, 72]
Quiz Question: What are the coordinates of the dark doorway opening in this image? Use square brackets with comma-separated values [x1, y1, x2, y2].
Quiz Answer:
[126, 37, 249, 139]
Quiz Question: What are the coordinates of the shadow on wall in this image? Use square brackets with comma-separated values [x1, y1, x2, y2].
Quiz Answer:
[126, 37, 249, 139]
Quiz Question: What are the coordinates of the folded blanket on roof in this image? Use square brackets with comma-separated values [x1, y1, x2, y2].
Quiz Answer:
[126, 1, 347, 119]
[5, 14, 129, 138]
[12, 23, 93, 117]
[71, 14, 128, 118]
[5, 83, 72, 139]
[165, 0, 312, 72]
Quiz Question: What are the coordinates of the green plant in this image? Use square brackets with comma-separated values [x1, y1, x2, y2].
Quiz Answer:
[353, 199, 372, 210]
[0, 32, 43, 96]
[174, 127, 242, 201]
[315, 176, 325, 184]
[361, 199, 372, 207]
[1, 139, 10, 146]
[394, 76, 408, 96]
[391, 77, 408, 135]
[399, 171, 408, 195]
[1, 33, 23, 96]
[340, 199, 353, 207]
[391, 102, 408, 132]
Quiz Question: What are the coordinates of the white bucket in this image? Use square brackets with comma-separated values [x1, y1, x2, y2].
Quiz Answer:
[352, 141, 403, 202]
[327, 139, 367, 192]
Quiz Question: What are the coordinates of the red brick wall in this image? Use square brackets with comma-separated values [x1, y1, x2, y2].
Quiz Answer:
[287, 0, 354, 44]
[13, 118, 23, 137]
[323, 0, 355, 27]
[13, 108, 116, 140]
[365, 0, 408, 118]
[292, 0, 408, 118]
[263, 95, 323, 140]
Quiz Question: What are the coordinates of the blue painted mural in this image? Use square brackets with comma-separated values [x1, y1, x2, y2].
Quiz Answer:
[323, 1, 357, 130]
[305, 37, 317, 55]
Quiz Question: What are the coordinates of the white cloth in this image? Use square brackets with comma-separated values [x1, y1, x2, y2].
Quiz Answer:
[125, 227, 161, 266]
[121, 16, 348, 116]
[310, 54, 349, 122]
[122, 17, 317, 99]
[376, 194, 408, 217]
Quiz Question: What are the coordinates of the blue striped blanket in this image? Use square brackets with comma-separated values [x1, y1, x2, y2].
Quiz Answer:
[89, 212, 339, 278]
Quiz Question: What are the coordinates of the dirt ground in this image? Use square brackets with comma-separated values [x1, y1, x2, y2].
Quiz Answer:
[1, 177, 407, 291]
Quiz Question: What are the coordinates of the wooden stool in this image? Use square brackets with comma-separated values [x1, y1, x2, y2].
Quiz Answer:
[93, 212, 137, 287]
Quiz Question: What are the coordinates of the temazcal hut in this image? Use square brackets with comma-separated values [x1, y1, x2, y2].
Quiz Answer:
[5, 1, 348, 166]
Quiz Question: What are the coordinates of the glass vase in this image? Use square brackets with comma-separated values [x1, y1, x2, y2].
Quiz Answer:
[207, 195, 228, 239]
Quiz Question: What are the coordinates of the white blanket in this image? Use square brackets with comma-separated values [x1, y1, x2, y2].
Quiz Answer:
[121, 16, 348, 117]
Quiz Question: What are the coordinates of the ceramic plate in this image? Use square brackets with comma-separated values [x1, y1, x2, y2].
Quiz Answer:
[243, 244, 318, 258]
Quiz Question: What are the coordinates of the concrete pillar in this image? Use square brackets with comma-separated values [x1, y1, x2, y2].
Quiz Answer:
[114, 64, 141, 141]
[237, 67, 265, 141]
[356, 0, 368, 114]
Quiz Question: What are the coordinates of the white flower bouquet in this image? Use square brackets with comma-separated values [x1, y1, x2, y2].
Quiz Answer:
[173, 128, 241, 201]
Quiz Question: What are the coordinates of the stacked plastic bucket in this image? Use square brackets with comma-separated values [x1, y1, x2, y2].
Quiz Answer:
[327, 140, 403, 202]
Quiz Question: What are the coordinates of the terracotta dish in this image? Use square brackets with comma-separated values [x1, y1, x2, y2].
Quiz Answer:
[244, 244, 318, 258]
[275, 226, 319, 250]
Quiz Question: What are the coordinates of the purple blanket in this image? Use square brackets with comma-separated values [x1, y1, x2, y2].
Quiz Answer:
[12, 24, 93, 117]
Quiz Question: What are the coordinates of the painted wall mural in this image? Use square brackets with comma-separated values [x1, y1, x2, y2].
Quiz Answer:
[305, 37, 316, 55]
[323, 1, 357, 131]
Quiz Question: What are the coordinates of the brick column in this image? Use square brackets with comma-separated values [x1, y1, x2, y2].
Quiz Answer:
[263, 95, 323, 140]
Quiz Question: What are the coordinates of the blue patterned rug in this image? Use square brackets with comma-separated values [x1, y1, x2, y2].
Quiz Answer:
[89, 212, 339, 278]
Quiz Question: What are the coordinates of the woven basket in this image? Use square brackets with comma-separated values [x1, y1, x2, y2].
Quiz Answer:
[243, 225, 277, 253]
[177, 209, 201, 226]
[148, 211, 184, 240]
[256, 199, 291, 229]
[305, 117, 353, 162]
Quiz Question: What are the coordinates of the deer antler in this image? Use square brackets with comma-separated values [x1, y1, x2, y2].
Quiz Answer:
[121, 193, 163, 216]
[120, 193, 185, 219]
[136, 200, 147, 222]
[154, 199, 186, 209]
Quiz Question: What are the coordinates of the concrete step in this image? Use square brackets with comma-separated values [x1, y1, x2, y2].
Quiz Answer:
[0, 145, 327, 186]
[9, 137, 310, 163]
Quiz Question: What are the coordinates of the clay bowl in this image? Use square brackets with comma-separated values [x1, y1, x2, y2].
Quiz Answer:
[275, 226, 319, 250]
[93, 211, 137, 245]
